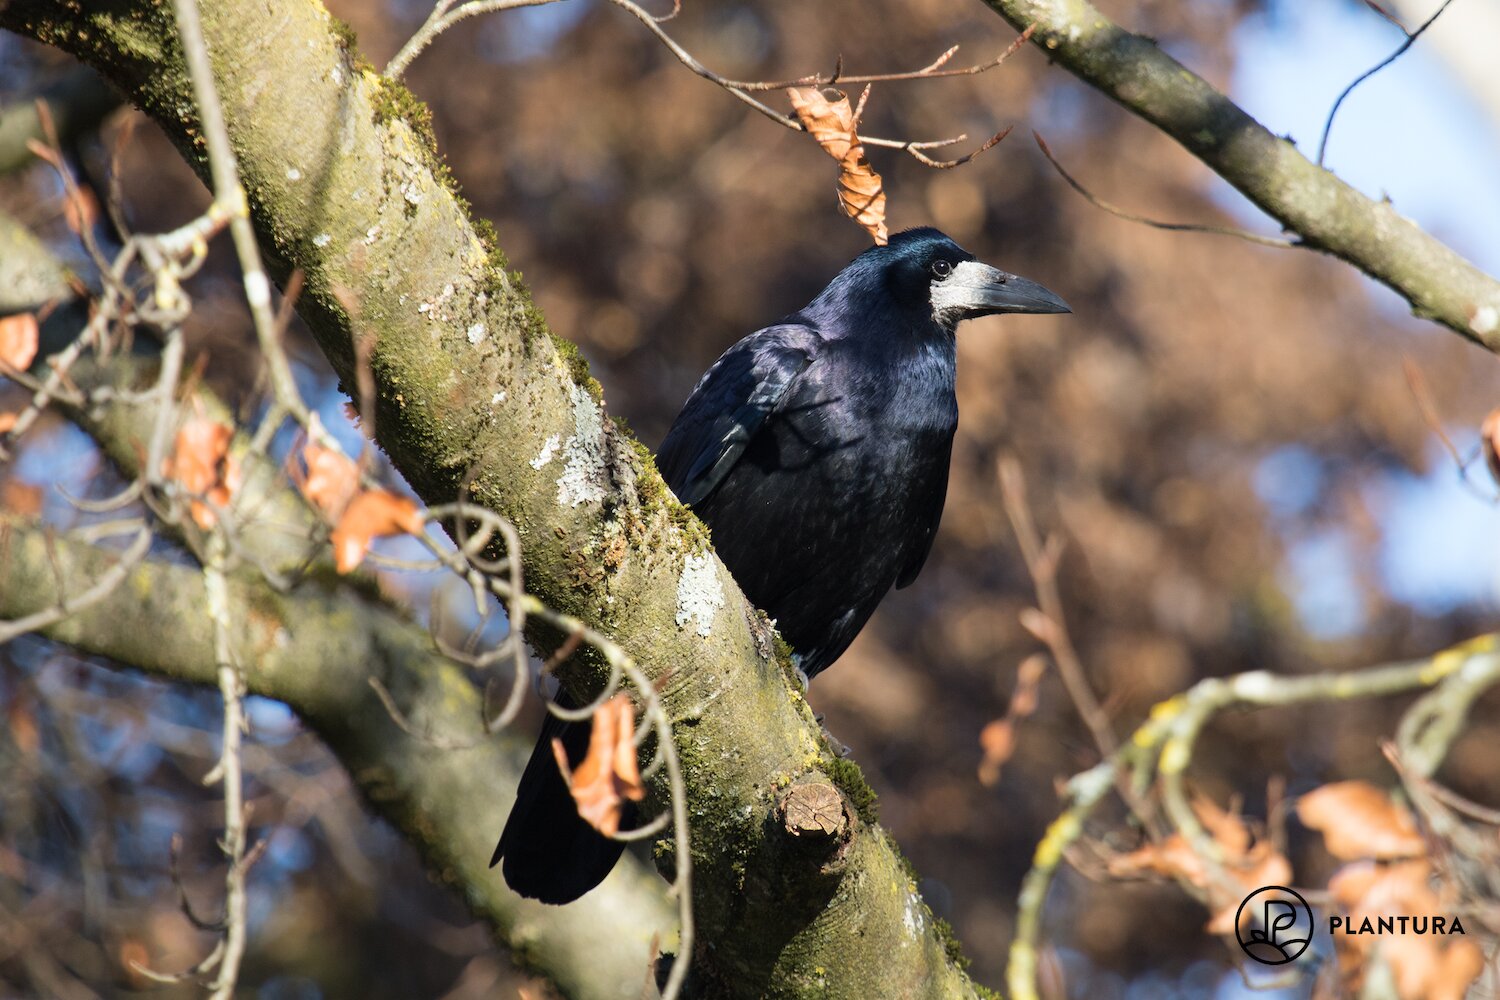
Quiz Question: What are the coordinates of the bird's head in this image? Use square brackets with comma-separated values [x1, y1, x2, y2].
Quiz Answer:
[872, 227, 1071, 330]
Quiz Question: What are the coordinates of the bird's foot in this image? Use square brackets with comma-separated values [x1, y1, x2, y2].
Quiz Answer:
[821, 724, 852, 758]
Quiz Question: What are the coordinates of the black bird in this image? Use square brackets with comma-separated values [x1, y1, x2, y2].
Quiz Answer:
[493, 227, 1069, 903]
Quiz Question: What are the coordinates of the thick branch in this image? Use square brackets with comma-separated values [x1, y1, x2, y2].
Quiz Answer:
[0, 2, 980, 995]
[983, 0, 1500, 348]
[0, 518, 676, 1000]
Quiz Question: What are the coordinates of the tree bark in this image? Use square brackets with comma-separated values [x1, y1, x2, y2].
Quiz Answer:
[0, 1, 983, 996]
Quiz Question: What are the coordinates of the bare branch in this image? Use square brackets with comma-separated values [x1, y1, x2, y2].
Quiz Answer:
[983, 0, 1500, 346]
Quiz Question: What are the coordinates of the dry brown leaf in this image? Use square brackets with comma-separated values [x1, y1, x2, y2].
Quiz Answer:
[977, 654, 1048, 786]
[64, 184, 100, 235]
[1481, 407, 1500, 487]
[787, 87, 888, 245]
[1205, 842, 1294, 934]
[161, 411, 240, 529]
[329, 489, 424, 573]
[292, 431, 361, 521]
[1108, 833, 1210, 887]
[977, 719, 1014, 787]
[1427, 938, 1484, 1000]
[1326, 858, 1479, 1000]
[1, 479, 43, 516]
[1109, 799, 1292, 936]
[0, 412, 16, 434]
[0, 313, 40, 373]
[551, 694, 646, 837]
[1297, 781, 1425, 860]
[1192, 795, 1251, 858]
[7, 698, 39, 757]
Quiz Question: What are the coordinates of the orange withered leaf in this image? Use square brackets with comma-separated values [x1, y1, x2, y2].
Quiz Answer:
[1326, 859, 1479, 1000]
[978, 654, 1047, 786]
[329, 489, 424, 573]
[1108, 795, 1291, 935]
[550, 694, 646, 837]
[787, 86, 888, 245]
[63, 184, 100, 236]
[161, 410, 240, 529]
[0, 313, 39, 374]
[1297, 781, 1425, 860]
[292, 427, 361, 521]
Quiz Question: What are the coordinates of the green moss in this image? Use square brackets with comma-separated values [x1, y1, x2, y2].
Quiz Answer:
[327, 13, 373, 74]
[372, 75, 437, 151]
[474, 229, 552, 350]
[549, 332, 604, 402]
[933, 918, 971, 972]
[369, 74, 471, 215]
[824, 755, 878, 825]
[972, 983, 1003, 1000]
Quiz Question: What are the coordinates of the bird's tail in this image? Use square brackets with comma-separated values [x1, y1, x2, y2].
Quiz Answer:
[491, 701, 632, 904]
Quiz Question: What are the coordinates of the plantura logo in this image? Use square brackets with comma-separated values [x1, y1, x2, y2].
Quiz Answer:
[1234, 885, 1469, 967]
[1235, 886, 1314, 965]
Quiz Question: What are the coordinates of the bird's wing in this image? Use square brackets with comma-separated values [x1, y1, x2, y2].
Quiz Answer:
[656, 324, 819, 507]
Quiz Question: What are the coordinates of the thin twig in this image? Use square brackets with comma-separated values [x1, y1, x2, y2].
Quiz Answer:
[202, 536, 252, 1000]
[1317, 0, 1458, 165]
[1033, 131, 1295, 248]
[172, 0, 313, 439]
[385, 0, 565, 79]
[998, 455, 1119, 759]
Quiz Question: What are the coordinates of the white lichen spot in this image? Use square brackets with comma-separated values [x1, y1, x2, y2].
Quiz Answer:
[312, 232, 331, 248]
[364, 225, 381, 245]
[674, 552, 725, 638]
[902, 893, 925, 939]
[491, 391, 507, 405]
[330, 64, 344, 85]
[1471, 305, 1499, 336]
[467, 322, 486, 344]
[529, 434, 561, 470]
[401, 178, 423, 206]
[555, 383, 608, 507]
[286, 167, 303, 182]
[417, 302, 432, 314]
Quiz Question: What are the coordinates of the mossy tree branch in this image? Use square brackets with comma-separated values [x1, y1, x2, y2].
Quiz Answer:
[0, 516, 677, 1000]
[982, 0, 1500, 349]
[0, 1, 984, 995]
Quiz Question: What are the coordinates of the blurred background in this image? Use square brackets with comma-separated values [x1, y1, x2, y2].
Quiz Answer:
[2, 0, 1499, 996]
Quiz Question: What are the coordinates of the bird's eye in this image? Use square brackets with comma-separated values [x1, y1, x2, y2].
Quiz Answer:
[931, 260, 952, 279]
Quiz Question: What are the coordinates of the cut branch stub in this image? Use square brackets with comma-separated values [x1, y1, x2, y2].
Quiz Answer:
[780, 779, 849, 844]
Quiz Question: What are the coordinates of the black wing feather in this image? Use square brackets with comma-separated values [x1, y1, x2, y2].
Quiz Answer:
[657, 325, 819, 506]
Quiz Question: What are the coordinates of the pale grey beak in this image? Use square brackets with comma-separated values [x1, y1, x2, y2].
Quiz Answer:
[932, 260, 1071, 326]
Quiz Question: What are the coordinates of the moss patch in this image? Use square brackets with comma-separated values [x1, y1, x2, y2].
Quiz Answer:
[550, 332, 603, 402]
[933, 917, 970, 972]
[824, 755, 878, 825]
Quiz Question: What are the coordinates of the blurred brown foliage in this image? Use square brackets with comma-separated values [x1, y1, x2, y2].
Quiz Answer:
[3, 0, 1499, 994]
